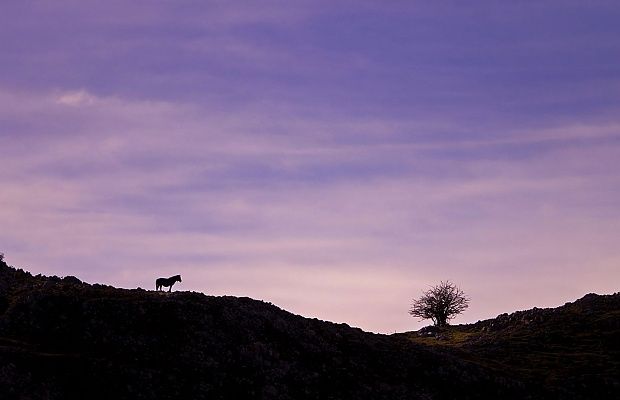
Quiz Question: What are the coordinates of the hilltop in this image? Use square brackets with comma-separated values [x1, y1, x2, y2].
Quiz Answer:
[0, 258, 617, 399]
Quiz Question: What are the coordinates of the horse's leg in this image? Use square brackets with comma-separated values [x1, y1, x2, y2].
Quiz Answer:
[168, 284, 172, 292]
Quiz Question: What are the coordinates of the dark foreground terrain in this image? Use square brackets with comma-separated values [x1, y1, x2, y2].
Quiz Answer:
[0, 258, 617, 399]
[399, 291, 620, 399]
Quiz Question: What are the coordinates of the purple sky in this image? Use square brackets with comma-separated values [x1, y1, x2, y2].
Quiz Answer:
[2, 1, 620, 333]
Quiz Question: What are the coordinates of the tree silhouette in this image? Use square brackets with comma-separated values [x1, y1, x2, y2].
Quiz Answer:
[409, 281, 469, 327]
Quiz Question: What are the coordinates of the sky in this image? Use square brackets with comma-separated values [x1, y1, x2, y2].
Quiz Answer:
[1, 1, 620, 333]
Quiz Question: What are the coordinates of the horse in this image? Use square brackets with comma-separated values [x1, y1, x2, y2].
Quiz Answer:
[156, 275, 182, 292]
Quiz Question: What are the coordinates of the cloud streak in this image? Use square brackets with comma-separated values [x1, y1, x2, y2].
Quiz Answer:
[2, 85, 620, 332]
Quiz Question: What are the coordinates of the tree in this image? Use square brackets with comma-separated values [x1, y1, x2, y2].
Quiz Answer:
[409, 281, 469, 328]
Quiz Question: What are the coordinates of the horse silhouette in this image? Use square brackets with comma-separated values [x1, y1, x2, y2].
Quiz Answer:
[156, 275, 182, 292]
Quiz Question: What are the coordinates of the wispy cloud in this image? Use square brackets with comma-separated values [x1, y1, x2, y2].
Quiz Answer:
[2, 86, 620, 332]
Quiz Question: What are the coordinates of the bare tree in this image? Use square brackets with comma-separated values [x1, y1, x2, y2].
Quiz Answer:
[409, 281, 469, 327]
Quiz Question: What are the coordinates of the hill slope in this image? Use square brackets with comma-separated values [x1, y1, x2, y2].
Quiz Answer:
[400, 292, 620, 399]
[0, 258, 616, 399]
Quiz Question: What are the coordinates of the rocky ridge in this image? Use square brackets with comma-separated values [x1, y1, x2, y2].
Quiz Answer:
[1, 257, 618, 399]
[0, 259, 535, 399]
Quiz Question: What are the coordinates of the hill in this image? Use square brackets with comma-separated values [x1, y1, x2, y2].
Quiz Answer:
[399, 292, 620, 399]
[0, 257, 617, 399]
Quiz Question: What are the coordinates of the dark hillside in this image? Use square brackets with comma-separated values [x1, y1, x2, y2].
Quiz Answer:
[401, 293, 620, 399]
[0, 259, 535, 399]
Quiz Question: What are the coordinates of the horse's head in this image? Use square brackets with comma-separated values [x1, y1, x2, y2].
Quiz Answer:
[176, 275, 182, 282]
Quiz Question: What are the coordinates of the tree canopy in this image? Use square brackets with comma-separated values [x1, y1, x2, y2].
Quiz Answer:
[409, 281, 469, 327]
